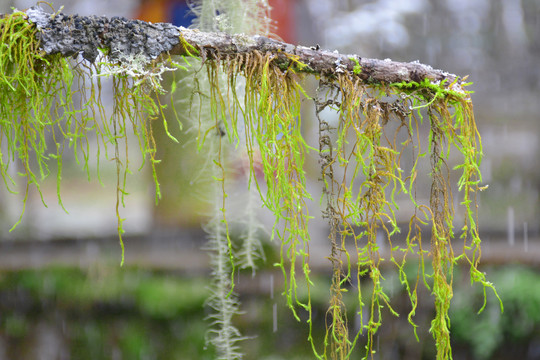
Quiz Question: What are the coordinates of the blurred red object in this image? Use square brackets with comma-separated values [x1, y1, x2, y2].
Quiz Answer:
[269, 0, 294, 43]
[134, 0, 295, 42]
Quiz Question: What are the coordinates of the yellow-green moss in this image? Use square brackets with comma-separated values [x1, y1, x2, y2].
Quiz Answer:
[0, 11, 181, 265]
[0, 9, 499, 360]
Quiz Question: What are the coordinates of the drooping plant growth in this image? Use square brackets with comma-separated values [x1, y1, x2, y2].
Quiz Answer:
[0, 5, 501, 360]
[0, 8, 183, 264]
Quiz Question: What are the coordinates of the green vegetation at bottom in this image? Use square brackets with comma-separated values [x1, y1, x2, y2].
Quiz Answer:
[0, 265, 538, 359]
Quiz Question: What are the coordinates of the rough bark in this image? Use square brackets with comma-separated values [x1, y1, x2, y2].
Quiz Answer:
[20, 6, 465, 90]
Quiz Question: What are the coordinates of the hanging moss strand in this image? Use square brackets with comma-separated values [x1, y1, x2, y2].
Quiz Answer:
[0, 8, 502, 360]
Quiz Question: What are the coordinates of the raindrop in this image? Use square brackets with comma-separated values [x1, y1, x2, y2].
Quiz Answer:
[272, 303, 278, 333]
[523, 222, 528, 252]
[270, 273, 277, 332]
[507, 207, 514, 247]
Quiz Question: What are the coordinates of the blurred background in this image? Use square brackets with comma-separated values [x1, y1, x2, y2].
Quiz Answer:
[0, 0, 539, 359]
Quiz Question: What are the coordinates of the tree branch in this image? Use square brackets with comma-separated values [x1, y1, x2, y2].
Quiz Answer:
[21, 6, 464, 91]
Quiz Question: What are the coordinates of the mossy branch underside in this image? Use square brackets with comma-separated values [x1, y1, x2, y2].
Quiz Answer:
[18, 7, 465, 91]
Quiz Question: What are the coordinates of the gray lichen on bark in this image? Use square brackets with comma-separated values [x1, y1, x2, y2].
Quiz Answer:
[26, 6, 180, 63]
[22, 5, 464, 90]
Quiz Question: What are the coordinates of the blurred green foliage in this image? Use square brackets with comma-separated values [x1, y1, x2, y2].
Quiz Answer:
[451, 266, 540, 360]
[0, 265, 539, 359]
[0, 267, 215, 359]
